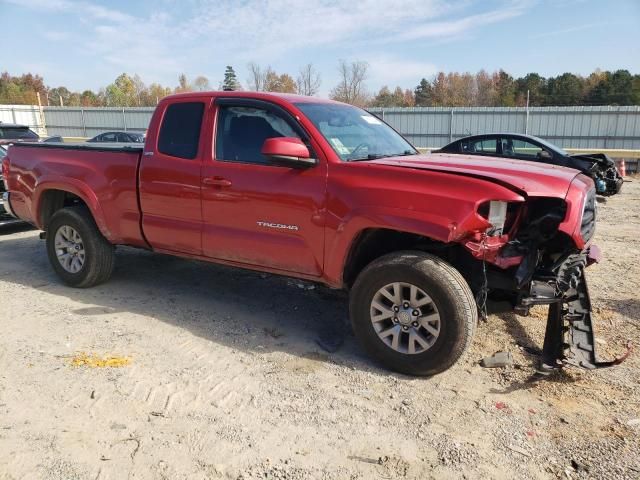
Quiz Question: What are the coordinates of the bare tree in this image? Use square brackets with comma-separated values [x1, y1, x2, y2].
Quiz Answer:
[329, 60, 369, 106]
[247, 62, 265, 91]
[175, 73, 192, 93]
[296, 63, 321, 96]
[475, 70, 498, 106]
[132, 74, 146, 106]
[193, 76, 211, 91]
[248, 63, 298, 93]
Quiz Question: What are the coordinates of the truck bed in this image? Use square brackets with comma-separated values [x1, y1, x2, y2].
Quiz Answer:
[4, 142, 147, 247]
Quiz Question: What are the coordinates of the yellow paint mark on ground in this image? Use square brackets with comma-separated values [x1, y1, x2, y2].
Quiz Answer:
[70, 352, 131, 368]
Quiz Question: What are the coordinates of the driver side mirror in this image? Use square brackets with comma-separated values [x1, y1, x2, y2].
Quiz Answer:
[262, 137, 317, 169]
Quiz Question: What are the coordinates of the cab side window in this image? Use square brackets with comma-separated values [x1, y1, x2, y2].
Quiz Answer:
[215, 106, 300, 164]
[158, 102, 205, 159]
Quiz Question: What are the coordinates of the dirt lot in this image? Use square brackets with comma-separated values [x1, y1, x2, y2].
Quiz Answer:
[1, 180, 639, 480]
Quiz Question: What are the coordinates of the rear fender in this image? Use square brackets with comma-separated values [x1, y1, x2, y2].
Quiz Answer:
[34, 178, 112, 241]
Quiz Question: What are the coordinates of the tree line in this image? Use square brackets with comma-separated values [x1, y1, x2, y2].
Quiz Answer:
[1, 63, 638, 108]
[408, 69, 640, 107]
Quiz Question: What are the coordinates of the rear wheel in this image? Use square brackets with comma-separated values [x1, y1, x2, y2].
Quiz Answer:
[46, 206, 115, 288]
[349, 251, 476, 376]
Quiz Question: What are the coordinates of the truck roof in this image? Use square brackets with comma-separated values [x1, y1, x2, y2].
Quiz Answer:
[165, 90, 340, 105]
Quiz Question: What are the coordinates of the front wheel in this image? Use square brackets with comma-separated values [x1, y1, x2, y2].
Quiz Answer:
[349, 251, 477, 376]
[46, 206, 115, 288]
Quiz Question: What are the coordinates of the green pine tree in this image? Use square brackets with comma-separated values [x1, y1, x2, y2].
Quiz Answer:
[222, 66, 241, 91]
[414, 78, 433, 106]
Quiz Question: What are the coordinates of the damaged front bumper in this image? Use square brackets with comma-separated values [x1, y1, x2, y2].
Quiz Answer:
[517, 246, 631, 372]
[460, 180, 629, 372]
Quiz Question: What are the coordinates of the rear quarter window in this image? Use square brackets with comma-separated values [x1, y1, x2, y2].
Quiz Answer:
[158, 102, 205, 159]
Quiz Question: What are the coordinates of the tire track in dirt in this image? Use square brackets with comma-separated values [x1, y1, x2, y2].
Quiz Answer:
[106, 335, 261, 416]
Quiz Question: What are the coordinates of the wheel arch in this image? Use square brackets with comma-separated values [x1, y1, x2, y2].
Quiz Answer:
[341, 227, 455, 289]
[35, 182, 112, 240]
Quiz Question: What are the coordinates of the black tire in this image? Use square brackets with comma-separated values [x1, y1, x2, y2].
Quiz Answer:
[349, 251, 476, 376]
[46, 206, 115, 288]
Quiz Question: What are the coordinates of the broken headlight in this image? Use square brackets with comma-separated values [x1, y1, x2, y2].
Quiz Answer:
[477, 200, 520, 237]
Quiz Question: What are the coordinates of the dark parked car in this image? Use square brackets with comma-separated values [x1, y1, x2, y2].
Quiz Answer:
[0, 123, 40, 145]
[87, 131, 145, 143]
[42, 135, 64, 143]
[436, 133, 623, 196]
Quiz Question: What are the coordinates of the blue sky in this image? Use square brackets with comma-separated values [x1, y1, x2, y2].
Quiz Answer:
[2, 0, 639, 96]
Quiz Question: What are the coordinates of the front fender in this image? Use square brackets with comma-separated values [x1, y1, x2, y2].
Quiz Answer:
[322, 163, 528, 287]
[323, 204, 496, 287]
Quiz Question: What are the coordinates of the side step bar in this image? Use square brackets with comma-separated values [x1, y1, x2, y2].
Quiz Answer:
[539, 266, 631, 373]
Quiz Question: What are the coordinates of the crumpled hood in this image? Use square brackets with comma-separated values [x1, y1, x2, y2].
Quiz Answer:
[369, 152, 581, 198]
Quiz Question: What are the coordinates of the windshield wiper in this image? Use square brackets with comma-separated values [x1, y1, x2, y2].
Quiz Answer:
[347, 153, 390, 162]
[347, 150, 418, 162]
[398, 150, 419, 156]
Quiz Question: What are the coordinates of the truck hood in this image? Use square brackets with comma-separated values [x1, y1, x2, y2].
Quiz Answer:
[369, 152, 580, 198]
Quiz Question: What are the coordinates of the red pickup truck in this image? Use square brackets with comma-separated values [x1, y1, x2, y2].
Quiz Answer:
[2, 92, 613, 376]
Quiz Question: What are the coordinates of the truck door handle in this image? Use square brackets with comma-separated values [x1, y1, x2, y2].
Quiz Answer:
[203, 176, 232, 187]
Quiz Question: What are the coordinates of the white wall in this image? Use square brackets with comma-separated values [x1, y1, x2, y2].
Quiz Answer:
[0, 105, 47, 136]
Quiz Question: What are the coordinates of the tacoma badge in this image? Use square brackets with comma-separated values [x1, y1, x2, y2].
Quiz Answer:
[256, 221, 299, 231]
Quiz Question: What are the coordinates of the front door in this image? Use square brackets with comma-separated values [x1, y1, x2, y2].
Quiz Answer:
[201, 100, 327, 276]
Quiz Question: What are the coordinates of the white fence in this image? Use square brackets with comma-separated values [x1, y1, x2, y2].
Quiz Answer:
[369, 106, 640, 149]
[2, 104, 640, 151]
[0, 105, 47, 136]
[43, 106, 155, 138]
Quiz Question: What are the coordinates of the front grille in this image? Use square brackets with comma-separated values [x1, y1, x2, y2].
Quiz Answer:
[581, 188, 596, 242]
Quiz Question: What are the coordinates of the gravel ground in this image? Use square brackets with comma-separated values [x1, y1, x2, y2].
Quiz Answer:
[0, 179, 639, 480]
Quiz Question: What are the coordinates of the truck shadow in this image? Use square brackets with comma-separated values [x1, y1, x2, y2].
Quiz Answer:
[0, 222, 35, 235]
[0, 232, 550, 383]
[0, 232, 389, 375]
[491, 306, 543, 358]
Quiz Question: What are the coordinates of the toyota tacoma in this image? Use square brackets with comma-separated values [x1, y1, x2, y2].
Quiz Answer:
[2, 92, 620, 376]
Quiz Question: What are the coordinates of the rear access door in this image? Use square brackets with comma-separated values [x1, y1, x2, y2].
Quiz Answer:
[139, 98, 211, 255]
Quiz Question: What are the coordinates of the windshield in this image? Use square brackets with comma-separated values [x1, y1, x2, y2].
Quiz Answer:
[294, 103, 417, 161]
[530, 135, 568, 156]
